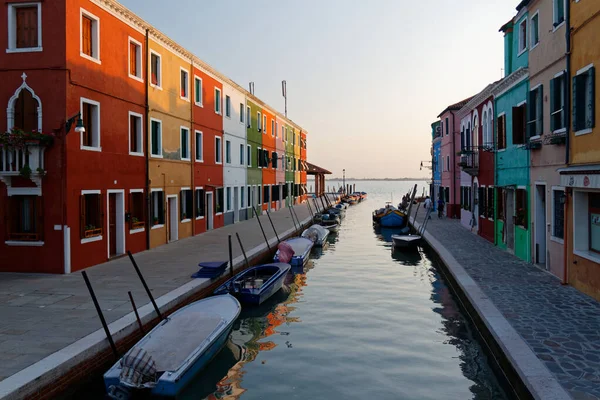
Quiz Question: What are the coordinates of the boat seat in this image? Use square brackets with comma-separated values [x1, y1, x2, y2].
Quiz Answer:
[140, 312, 224, 372]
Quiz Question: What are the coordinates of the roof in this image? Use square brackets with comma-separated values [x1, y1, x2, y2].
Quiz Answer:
[306, 162, 332, 175]
[499, 19, 514, 32]
[437, 96, 475, 118]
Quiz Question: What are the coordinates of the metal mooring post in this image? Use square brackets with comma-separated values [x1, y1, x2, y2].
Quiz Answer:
[228, 235, 234, 278]
[253, 206, 271, 251]
[288, 205, 298, 231]
[128, 291, 145, 334]
[236, 232, 251, 269]
[266, 211, 281, 243]
[127, 251, 163, 321]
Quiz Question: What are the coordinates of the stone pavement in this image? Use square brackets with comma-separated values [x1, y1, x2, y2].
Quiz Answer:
[413, 213, 600, 400]
[0, 203, 313, 384]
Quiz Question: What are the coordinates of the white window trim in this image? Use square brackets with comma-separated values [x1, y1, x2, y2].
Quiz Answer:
[194, 75, 203, 106]
[150, 118, 163, 158]
[195, 186, 205, 220]
[517, 18, 528, 56]
[195, 130, 203, 162]
[128, 111, 143, 156]
[258, 147, 262, 169]
[225, 139, 232, 165]
[180, 187, 192, 223]
[129, 188, 145, 234]
[552, 0, 566, 31]
[246, 106, 251, 128]
[263, 115, 267, 135]
[214, 87, 222, 115]
[574, 63, 594, 136]
[150, 188, 164, 229]
[128, 37, 143, 82]
[80, 97, 101, 152]
[239, 103, 244, 124]
[225, 95, 231, 119]
[81, 190, 103, 244]
[239, 143, 244, 166]
[530, 11, 540, 50]
[215, 136, 223, 164]
[180, 126, 190, 161]
[550, 186, 565, 244]
[179, 67, 190, 102]
[149, 50, 162, 90]
[573, 188, 600, 263]
[80, 8, 101, 65]
[257, 111, 262, 131]
[6, 2, 43, 53]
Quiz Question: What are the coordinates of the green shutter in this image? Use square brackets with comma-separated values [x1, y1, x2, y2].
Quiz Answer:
[572, 75, 578, 131]
[527, 90, 535, 138]
[550, 78, 556, 132]
[588, 67, 595, 129]
[537, 85, 543, 136]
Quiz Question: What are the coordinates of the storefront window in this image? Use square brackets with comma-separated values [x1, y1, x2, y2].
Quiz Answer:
[590, 193, 600, 253]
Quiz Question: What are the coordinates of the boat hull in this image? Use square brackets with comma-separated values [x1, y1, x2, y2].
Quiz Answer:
[391, 234, 421, 249]
[379, 210, 406, 228]
[214, 264, 291, 305]
[274, 238, 313, 268]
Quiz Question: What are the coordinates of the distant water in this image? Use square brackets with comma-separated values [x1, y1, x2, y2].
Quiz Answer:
[173, 180, 509, 400]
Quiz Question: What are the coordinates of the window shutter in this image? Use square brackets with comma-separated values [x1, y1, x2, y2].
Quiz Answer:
[572, 75, 578, 131]
[537, 85, 543, 136]
[98, 194, 104, 233]
[36, 196, 43, 240]
[82, 17, 92, 56]
[180, 191, 184, 219]
[80, 195, 85, 238]
[128, 192, 133, 229]
[129, 42, 136, 76]
[550, 78, 556, 132]
[587, 67, 595, 129]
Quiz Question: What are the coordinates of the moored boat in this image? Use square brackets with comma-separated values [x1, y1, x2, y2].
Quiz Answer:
[373, 204, 407, 228]
[213, 263, 291, 305]
[104, 295, 241, 399]
[274, 237, 314, 267]
[391, 234, 422, 249]
[301, 224, 330, 246]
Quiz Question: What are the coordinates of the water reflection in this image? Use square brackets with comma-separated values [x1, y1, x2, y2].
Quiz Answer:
[391, 247, 423, 266]
[373, 225, 406, 243]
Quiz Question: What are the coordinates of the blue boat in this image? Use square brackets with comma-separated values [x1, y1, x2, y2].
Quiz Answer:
[213, 263, 291, 305]
[104, 295, 241, 399]
[380, 209, 406, 227]
[274, 237, 313, 267]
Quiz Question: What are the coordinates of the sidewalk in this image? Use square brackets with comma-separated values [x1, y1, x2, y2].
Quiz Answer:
[413, 213, 600, 400]
[0, 203, 313, 398]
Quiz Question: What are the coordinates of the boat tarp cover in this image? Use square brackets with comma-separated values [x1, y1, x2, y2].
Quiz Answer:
[140, 312, 224, 372]
[120, 347, 158, 388]
[277, 242, 294, 263]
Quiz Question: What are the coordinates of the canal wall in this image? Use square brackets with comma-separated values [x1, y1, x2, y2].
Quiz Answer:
[0, 199, 333, 400]
[410, 218, 571, 400]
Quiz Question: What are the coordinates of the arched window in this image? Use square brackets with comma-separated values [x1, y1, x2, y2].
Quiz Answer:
[487, 102, 494, 147]
[7, 74, 42, 132]
[482, 110, 488, 146]
[473, 113, 479, 148]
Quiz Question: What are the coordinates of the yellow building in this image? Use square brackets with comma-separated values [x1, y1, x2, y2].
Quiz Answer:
[559, 1, 600, 300]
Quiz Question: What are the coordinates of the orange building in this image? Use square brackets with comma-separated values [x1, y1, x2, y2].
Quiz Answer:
[261, 106, 277, 211]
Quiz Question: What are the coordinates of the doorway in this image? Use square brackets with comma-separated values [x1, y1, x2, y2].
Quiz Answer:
[167, 195, 178, 242]
[206, 192, 214, 230]
[505, 188, 515, 252]
[234, 187, 239, 223]
[535, 184, 547, 266]
[472, 180, 479, 232]
[107, 191, 125, 258]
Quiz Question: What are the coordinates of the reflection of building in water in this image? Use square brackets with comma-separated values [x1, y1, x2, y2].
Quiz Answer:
[206, 272, 307, 399]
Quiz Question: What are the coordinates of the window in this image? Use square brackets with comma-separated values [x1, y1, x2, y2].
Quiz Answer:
[151, 119, 162, 157]
[527, 86, 543, 138]
[216, 188, 224, 214]
[550, 73, 567, 132]
[246, 106, 251, 128]
[215, 88, 222, 114]
[263, 115, 267, 134]
[272, 120, 275, 137]
[241, 186, 245, 209]
[80, 192, 103, 239]
[264, 185, 270, 204]
[479, 187, 486, 217]
[194, 76, 202, 105]
[487, 187, 494, 219]
[239, 103, 244, 123]
[516, 188, 528, 227]
[225, 140, 231, 164]
[195, 131, 203, 161]
[180, 189, 192, 221]
[129, 112, 143, 155]
[150, 52, 161, 87]
[272, 152, 278, 168]
[573, 65, 595, 134]
[195, 188, 205, 218]
[247, 145, 251, 167]
[257, 112, 262, 131]
[8, 3, 41, 51]
[128, 38, 142, 80]
[247, 185, 252, 208]
[513, 104, 527, 145]
[276, 122, 279, 138]
[589, 193, 600, 253]
[531, 13, 539, 47]
[257, 147, 262, 168]
[7, 195, 42, 241]
[281, 126, 285, 140]
[497, 114, 506, 149]
[180, 68, 189, 100]
[258, 185, 262, 205]
[239, 144, 244, 165]
[151, 190, 164, 227]
[225, 95, 231, 118]
[11, 87, 38, 132]
[518, 19, 527, 54]
[445, 118, 449, 136]
[129, 191, 145, 231]
[446, 155, 450, 172]
[553, 190, 565, 239]
[81, 98, 100, 150]
[180, 127, 190, 160]
[553, 0, 565, 27]
[80, 10, 100, 62]
[226, 187, 232, 211]
[215, 136, 222, 164]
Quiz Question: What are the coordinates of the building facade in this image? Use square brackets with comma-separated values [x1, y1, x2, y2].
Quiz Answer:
[0, 0, 308, 273]
[431, 121, 442, 211]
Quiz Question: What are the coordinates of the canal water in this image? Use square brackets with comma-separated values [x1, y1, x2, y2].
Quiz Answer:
[89, 181, 509, 399]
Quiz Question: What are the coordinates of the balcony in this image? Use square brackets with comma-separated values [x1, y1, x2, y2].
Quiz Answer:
[457, 147, 479, 176]
[0, 144, 46, 187]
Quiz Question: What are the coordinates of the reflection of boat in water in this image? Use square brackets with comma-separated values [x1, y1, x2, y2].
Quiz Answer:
[373, 225, 409, 243]
[391, 247, 423, 266]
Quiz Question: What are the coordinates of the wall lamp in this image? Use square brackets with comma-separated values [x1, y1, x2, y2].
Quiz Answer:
[65, 112, 85, 135]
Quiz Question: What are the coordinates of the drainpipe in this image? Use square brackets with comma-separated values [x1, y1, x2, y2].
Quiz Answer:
[144, 29, 150, 251]
[190, 59, 195, 237]
[450, 110, 456, 218]
[565, 0, 571, 165]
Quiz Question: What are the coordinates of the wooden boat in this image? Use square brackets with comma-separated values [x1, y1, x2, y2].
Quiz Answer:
[334, 203, 348, 210]
[391, 234, 422, 249]
[301, 224, 330, 246]
[373, 204, 407, 228]
[104, 295, 241, 399]
[273, 237, 314, 267]
[213, 263, 291, 305]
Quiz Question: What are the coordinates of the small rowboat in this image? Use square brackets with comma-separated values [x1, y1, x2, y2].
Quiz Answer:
[391, 234, 422, 249]
[214, 263, 291, 305]
[324, 223, 340, 232]
[105, 295, 241, 399]
[301, 224, 330, 246]
[274, 237, 313, 267]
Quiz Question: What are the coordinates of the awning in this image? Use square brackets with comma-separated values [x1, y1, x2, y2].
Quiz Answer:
[558, 165, 600, 189]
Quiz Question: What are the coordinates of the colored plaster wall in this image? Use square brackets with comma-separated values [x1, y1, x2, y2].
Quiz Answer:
[0, 0, 67, 273]
[433, 139, 442, 210]
[285, 123, 294, 207]
[261, 107, 276, 212]
[275, 117, 286, 208]
[511, 13, 529, 73]
[65, 0, 146, 270]
[300, 131, 307, 203]
[476, 98, 495, 243]
[246, 100, 262, 213]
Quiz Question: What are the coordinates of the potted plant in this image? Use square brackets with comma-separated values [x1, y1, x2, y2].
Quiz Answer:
[19, 164, 32, 179]
[36, 167, 46, 176]
[153, 217, 159, 226]
[0, 128, 55, 150]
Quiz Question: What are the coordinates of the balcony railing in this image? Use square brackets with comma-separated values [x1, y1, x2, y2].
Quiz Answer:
[0, 144, 46, 186]
[458, 147, 479, 176]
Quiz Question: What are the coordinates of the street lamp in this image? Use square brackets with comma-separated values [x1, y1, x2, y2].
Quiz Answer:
[343, 169, 346, 194]
[65, 112, 85, 135]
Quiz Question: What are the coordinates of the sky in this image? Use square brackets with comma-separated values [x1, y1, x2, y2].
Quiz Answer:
[121, 0, 517, 179]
